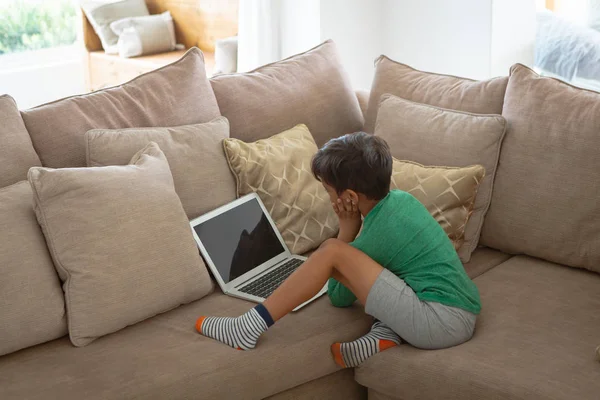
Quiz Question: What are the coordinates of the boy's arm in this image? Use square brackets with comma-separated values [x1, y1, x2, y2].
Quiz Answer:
[327, 277, 357, 307]
[334, 198, 362, 243]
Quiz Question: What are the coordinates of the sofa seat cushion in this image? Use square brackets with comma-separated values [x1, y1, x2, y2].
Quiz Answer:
[462, 247, 511, 279]
[355, 256, 600, 400]
[265, 369, 366, 400]
[0, 292, 372, 400]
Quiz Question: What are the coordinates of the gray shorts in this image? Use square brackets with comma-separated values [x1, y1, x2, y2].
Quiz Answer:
[365, 269, 477, 350]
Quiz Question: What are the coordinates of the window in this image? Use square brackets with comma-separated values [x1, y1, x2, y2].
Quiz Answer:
[537, 0, 597, 26]
[0, 0, 77, 55]
[0, 0, 84, 109]
[535, 0, 600, 91]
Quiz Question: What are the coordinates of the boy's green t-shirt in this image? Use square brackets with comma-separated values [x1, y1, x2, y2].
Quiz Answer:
[328, 190, 481, 314]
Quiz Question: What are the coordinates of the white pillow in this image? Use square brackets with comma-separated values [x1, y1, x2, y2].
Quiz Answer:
[80, 0, 149, 54]
[110, 11, 177, 58]
[214, 36, 238, 75]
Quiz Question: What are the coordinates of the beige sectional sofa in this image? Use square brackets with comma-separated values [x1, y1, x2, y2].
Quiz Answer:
[1, 40, 599, 399]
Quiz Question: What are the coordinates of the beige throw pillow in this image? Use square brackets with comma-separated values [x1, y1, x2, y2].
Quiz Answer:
[364, 55, 508, 133]
[29, 143, 213, 347]
[0, 182, 67, 355]
[86, 117, 236, 220]
[375, 94, 506, 262]
[391, 159, 485, 251]
[210, 40, 363, 147]
[223, 125, 338, 255]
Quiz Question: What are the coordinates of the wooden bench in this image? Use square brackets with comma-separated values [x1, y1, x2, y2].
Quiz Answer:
[82, 0, 238, 91]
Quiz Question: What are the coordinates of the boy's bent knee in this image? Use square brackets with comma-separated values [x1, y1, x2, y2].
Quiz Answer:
[319, 239, 357, 265]
[320, 238, 347, 252]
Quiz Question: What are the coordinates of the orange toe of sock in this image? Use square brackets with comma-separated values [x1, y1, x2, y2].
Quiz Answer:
[379, 339, 398, 351]
[331, 343, 347, 368]
[195, 316, 206, 334]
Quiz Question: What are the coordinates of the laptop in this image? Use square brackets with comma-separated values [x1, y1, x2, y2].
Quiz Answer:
[190, 193, 328, 312]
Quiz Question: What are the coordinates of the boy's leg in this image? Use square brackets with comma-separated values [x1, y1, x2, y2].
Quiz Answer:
[363, 269, 477, 350]
[331, 320, 402, 368]
[196, 239, 384, 350]
[263, 238, 383, 320]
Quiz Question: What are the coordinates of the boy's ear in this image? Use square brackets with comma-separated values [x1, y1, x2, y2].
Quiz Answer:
[343, 189, 359, 203]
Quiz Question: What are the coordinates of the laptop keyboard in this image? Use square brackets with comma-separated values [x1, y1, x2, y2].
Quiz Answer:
[238, 258, 303, 299]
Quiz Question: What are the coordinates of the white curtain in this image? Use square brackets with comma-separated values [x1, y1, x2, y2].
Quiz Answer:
[237, 0, 282, 72]
[589, 0, 600, 31]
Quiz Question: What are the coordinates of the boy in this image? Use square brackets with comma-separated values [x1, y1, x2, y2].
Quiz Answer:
[196, 132, 481, 367]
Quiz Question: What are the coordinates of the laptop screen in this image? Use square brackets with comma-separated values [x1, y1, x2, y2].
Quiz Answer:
[193, 197, 286, 284]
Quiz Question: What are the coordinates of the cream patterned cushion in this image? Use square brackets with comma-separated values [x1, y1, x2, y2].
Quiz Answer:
[391, 159, 485, 251]
[223, 125, 338, 254]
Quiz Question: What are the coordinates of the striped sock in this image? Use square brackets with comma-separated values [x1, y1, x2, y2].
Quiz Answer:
[195, 304, 274, 351]
[331, 321, 402, 368]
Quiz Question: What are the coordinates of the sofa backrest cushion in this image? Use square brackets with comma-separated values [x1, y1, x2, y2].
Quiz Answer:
[0, 181, 67, 355]
[375, 94, 506, 263]
[0, 95, 42, 188]
[364, 56, 509, 133]
[29, 143, 213, 346]
[86, 117, 236, 220]
[481, 64, 600, 273]
[21, 47, 220, 168]
[210, 40, 364, 146]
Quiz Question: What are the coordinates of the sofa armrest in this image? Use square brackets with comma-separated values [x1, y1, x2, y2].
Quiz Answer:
[355, 90, 369, 122]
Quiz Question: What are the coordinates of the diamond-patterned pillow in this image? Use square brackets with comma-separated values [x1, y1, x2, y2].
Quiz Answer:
[391, 159, 485, 250]
[223, 125, 338, 254]
[223, 127, 485, 255]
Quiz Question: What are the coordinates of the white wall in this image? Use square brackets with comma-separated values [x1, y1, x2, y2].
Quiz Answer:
[382, 0, 493, 79]
[491, 0, 537, 77]
[381, 0, 536, 79]
[278, 0, 536, 87]
[280, 0, 321, 58]
[319, 0, 384, 89]
[279, 0, 383, 89]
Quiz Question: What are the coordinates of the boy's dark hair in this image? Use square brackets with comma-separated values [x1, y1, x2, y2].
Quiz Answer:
[311, 132, 392, 200]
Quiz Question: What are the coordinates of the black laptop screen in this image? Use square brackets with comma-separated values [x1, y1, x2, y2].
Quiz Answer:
[193, 198, 286, 283]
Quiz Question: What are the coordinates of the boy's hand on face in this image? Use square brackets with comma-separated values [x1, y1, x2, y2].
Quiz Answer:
[333, 198, 362, 243]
